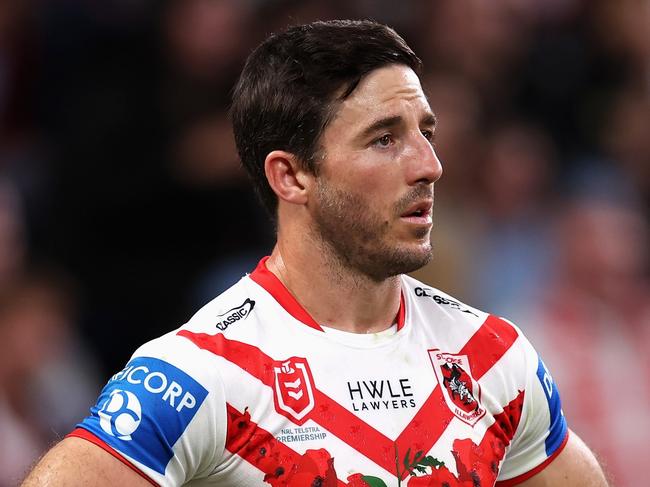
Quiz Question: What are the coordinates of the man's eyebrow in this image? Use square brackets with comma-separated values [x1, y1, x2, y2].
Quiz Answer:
[421, 112, 437, 127]
[359, 115, 403, 139]
[359, 112, 438, 139]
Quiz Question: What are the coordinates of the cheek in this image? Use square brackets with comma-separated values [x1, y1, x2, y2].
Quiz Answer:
[317, 164, 400, 225]
[353, 194, 394, 232]
[346, 172, 399, 211]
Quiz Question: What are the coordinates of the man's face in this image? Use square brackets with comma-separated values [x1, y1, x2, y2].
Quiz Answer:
[309, 64, 443, 281]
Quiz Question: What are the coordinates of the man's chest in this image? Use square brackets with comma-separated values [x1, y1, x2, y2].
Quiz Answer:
[180, 318, 523, 486]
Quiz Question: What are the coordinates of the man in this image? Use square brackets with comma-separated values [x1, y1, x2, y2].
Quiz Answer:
[23, 20, 608, 486]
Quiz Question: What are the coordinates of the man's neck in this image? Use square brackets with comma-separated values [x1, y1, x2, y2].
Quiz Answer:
[265, 240, 402, 335]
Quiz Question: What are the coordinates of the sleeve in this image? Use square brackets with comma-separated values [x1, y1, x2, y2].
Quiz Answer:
[496, 330, 569, 485]
[68, 331, 228, 487]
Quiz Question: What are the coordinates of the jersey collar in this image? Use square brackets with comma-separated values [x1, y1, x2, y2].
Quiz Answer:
[249, 256, 406, 333]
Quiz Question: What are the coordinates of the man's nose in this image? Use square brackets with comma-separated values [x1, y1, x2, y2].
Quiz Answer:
[407, 133, 443, 185]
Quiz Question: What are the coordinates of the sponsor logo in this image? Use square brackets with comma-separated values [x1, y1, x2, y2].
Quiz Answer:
[273, 357, 315, 425]
[429, 350, 486, 426]
[98, 389, 142, 440]
[215, 298, 255, 331]
[277, 426, 327, 443]
[109, 362, 199, 412]
[80, 357, 208, 474]
[536, 356, 567, 455]
[347, 378, 417, 412]
[414, 287, 478, 317]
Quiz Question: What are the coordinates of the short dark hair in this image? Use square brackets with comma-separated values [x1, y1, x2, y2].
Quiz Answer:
[230, 20, 422, 217]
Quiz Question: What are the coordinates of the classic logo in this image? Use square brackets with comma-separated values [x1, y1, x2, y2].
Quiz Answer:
[215, 298, 255, 331]
[429, 350, 486, 426]
[273, 357, 316, 425]
[414, 287, 479, 317]
[98, 389, 142, 440]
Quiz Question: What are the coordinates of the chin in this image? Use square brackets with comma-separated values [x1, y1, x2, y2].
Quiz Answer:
[362, 243, 432, 280]
[402, 237, 433, 259]
[406, 245, 433, 269]
[403, 239, 434, 266]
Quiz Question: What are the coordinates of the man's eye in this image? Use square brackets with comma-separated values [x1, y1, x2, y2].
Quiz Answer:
[421, 129, 434, 141]
[375, 134, 393, 147]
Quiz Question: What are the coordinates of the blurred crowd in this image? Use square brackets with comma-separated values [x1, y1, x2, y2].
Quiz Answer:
[0, 0, 648, 485]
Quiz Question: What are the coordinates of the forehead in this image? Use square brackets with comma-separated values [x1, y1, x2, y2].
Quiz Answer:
[328, 65, 431, 132]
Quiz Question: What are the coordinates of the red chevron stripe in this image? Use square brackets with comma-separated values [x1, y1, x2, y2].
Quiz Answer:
[460, 315, 520, 378]
[178, 314, 519, 477]
[394, 314, 520, 478]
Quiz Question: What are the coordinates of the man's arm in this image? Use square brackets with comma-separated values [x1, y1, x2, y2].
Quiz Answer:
[517, 430, 609, 487]
[21, 437, 154, 487]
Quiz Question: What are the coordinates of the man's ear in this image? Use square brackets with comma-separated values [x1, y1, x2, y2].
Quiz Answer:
[264, 150, 313, 205]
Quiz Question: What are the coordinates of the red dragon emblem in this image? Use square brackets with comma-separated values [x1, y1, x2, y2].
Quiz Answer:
[429, 350, 486, 426]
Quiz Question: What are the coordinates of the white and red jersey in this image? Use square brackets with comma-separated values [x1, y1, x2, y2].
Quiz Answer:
[71, 258, 568, 486]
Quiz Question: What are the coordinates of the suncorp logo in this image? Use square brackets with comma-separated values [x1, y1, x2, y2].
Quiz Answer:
[110, 363, 199, 413]
[98, 389, 142, 440]
[83, 357, 208, 475]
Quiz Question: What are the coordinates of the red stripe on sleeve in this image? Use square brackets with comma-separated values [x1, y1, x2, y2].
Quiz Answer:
[66, 427, 159, 486]
[495, 430, 570, 486]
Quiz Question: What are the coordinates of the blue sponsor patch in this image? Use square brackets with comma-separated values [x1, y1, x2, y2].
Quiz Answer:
[535, 356, 568, 456]
[77, 357, 208, 474]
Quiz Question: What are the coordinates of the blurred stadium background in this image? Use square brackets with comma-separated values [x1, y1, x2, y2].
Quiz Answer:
[0, 0, 648, 485]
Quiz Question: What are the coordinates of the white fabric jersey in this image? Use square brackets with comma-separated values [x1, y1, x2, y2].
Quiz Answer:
[72, 258, 568, 487]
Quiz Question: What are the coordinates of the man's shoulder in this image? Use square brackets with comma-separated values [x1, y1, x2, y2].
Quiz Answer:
[126, 275, 259, 362]
[182, 274, 260, 334]
[401, 274, 532, 363]
[401, 274, 487, 324]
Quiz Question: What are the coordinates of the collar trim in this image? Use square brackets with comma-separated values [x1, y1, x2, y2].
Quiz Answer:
[249, 257, 406, 332]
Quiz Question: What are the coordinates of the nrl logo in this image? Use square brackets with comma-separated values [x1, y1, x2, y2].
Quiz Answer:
[429, 350, 486, 426]
[273, 357, 316, 425]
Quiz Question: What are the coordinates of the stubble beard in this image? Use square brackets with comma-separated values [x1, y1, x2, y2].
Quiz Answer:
[311, 180, 433, 283]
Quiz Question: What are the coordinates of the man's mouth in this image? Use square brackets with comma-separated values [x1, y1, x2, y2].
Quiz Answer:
[400, 200, 433, 222]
